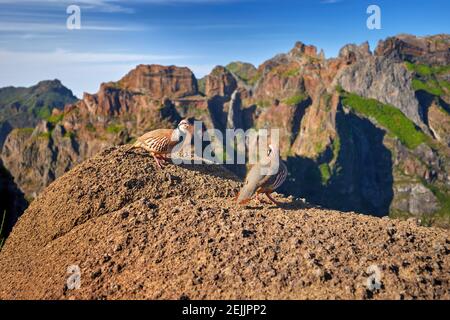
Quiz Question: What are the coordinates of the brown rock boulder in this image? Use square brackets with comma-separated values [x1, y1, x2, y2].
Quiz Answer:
[119, 64, 198, 98]
[0, 146, 448, 300]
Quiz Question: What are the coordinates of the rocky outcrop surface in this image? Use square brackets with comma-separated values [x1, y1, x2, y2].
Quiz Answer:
[338, 42, 372, 64]
[118, 64, 198, 99]
[291, 92, 338, 158]
[375, 34, 450, 66]
[0, 146, 448, 300]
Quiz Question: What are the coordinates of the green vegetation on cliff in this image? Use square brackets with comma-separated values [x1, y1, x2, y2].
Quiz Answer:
[283, 94, 307, 106]
[319, 163, 331, 185]
[341, 93, 428, 149]
[47, 113, 64, 125]
[281, 67, 300, 78]
[197, 77, 206, 95]
[106, 123, 124, 134]
[37, 131, 52, 139]
[412, 79, 444, 96]
[15, 127, 34, 136]
[0, 80, 77, 130]
[405, 61, 450, 97]
[86, 123, 96, 132]
[63, 131, 76, 139]
[225, 62, 259, 85]
[405, 62, 450, 77]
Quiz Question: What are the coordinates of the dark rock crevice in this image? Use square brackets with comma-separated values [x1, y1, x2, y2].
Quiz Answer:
[0, 160, 27, 241]
[281, 106, 394, 217]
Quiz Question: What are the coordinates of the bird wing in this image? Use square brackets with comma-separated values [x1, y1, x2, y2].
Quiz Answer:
[237, 164, 264, 203]
[135, 129, 177, 153]
[249, 160, 287, 192]
[136, 129, 173, 143]
[261, 160, 287, 191]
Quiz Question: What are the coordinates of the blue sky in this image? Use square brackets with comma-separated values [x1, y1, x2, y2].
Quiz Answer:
[0, 0, 449, 97]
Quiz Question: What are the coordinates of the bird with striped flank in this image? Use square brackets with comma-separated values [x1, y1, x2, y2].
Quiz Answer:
[130, 119, 193, 169]
[237, 144, 288, 206]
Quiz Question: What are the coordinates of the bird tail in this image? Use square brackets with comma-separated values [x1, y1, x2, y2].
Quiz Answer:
[125, 141, 139, 152]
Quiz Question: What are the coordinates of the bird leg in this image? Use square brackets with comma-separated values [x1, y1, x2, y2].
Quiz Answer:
[257, 192, 270, 204]
[265, 192, 282, 206]
[152, 153, 164, 169]
[160, 154, 171, 164]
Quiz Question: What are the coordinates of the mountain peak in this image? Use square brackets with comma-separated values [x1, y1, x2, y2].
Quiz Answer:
[289, 41, 319, 58]
[117, 64, 198, 98]
[338, 41, 372, 62]
[35, 79, 62, 87]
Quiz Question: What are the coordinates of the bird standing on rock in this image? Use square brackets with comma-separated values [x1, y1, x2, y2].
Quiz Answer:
[237, 144, 288, 206]
[130, 119, 193, 169]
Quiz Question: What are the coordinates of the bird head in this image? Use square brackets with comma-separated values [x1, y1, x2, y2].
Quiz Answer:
[177, 119, 194, 135]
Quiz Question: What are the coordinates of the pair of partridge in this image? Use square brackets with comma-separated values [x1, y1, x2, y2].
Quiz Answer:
[130, 119, 193, 169]
[237, 144, 288, 206]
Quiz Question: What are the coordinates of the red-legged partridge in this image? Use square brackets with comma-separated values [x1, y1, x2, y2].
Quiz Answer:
[131, 119, 193, 169]
[237, 144, 288, 206]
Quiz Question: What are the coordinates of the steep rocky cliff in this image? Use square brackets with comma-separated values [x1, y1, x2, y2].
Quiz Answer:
[118, 64, 198, 99]
[1, 34, 449, 227]
[336, 46, 424, 129]
[0, 80, 78, 149]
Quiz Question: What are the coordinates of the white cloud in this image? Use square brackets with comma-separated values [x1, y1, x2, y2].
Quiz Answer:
[0, 0, 133, 13]
[0, 48, 191, 64]
[0, 0, 242, 13]
[0, 21, 145, 32]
